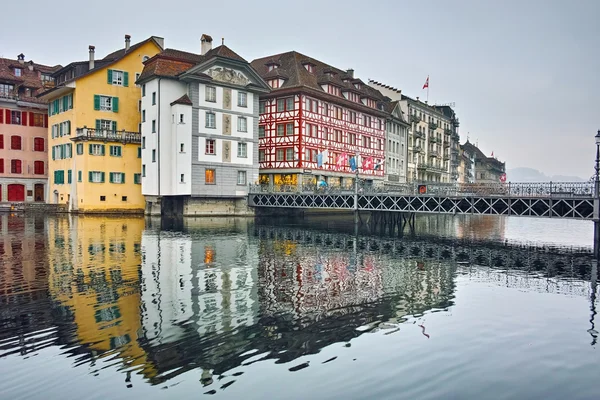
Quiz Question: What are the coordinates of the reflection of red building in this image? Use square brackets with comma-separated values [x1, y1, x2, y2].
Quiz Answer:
[251, 52, 387, 188]
[456, 215, 506, 242]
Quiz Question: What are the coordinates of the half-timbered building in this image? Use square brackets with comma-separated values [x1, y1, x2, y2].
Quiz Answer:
[251, 52, 387, 189]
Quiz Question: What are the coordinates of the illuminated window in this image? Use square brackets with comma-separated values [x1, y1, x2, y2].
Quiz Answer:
[205, 168, 216, 184]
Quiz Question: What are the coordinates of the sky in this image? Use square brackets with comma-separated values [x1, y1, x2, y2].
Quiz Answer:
[1, 0, 598, 178]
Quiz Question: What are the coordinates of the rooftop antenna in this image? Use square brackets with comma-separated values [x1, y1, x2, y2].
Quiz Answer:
[222, 38, 224, 45]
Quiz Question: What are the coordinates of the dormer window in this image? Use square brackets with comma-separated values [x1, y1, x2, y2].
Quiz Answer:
[303, 63, 315, 73]
[267, 64, 278, 72]
[354, 83, 361, 89]
[14, 68, 22, 77]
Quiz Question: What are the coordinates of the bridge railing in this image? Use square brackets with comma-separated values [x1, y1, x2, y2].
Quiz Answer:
[248, 181, 594, 197]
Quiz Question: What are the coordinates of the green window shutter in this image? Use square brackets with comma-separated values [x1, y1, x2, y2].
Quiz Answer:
[59, 123, 63, 137]
[112, 121, 117, 132]
[95, 119, 101, 131]
[123, 72, 129, 87]
[94, 95, 100, 111]
[121, 173, 125, 183]
[118, 146, 122, 157]
[137, 147, 141, 158]
[89, 144, 93, 155]
[62, 96, 68, 111]
[107, 69, 113, 84]
[52, 146, 55, 160]
[78, 171, 82, 182]
[112, 97, 119, 112]
[109, 172, 114, 183]
[77, 143, 82, 155]
[101, 172, 105, 183]
[89, 171, 93, 182]
[67, 121, 71, 135]
[68, 170, 72, 184]
[101, 145, 105, 156]
[69, 93, 73, 109]
[54, 100, 59, 114]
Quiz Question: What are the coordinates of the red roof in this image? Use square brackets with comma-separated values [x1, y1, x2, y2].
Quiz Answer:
[0, 57, 61, 103]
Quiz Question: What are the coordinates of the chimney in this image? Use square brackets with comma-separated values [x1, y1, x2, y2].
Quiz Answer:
[17, 53, 25, 64]
[346, 68, 354, 78]
[27, 60, 34, 71]
[89, 45, 95, 70]
[201, 34, 213, 55]
[125, 34, 131, 51]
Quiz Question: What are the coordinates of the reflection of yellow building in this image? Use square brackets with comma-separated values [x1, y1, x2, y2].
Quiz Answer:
[47, 216, 156, 377]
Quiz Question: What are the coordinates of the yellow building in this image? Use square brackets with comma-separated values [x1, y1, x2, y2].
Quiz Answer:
[40, 35, 163, 213]
[46, 215, 157, 378]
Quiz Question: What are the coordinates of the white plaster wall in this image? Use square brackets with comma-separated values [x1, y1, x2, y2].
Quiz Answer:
[141, 79, 159, 195]
[171, 103, 192, 195]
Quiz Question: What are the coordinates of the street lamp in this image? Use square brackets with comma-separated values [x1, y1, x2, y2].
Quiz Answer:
[595, 130, 600, 199]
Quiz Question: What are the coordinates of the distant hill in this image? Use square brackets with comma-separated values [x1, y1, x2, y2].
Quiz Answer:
[507, 167, 587, 183]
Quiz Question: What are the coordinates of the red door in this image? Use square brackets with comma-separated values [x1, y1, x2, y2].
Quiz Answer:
[7, 184, 25, 202]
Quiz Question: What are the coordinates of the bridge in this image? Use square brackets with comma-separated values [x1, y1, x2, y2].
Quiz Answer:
[248, 181, 597, 220]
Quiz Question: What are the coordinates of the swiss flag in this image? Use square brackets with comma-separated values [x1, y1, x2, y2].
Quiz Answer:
[337, 153, 348, 167]
[423, 76, 429, 89]
[363, 156, 374, 170]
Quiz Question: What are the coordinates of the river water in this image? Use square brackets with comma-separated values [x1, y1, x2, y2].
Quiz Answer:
[0, 213, 597, 400]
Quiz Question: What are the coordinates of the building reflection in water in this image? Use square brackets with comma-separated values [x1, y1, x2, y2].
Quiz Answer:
[1, 213, 595, 393]
[45, 215, 156, 377]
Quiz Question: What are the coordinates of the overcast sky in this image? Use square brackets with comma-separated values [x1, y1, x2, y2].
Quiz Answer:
[2, 0, 598, 178]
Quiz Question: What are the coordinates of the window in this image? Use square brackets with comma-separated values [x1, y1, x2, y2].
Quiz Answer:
[285, 148, 294, 161]
[122, 196, 127, 202]
[152, 92, 156, 105]
[259, 101, 266, 114]
[286, 123, 294, 135]
[68, 170, 72, 184]
[205, 169, 216, 184]
[142, 110, 146, 122]
[180, 143, 185, 153]
[237, 171, 247, 185]
[258, 150, 265, 162]
[31, 137, 44, 152]
[180, 174, 185, 183]
[286, 97, 294, 111]
[206, 112, 216, 128]
[258, 126, 265, 138]
[10, 111, 21, 125]
[33, 114, 44, 127]
[96, 119, 114, 132]
[277, 99, 285, 112]
[142, 84, 146, 96]
[276, 149, 284, 161]
[142, 137, 146, 149]
[237, 92, 247, 107]
[152, 120, 156, 133]
[89, 144, 105, 156]
[179, 114, 184, 123]
[277, 124, 285, 136]
[34, 161, 44, 175]
[11, 159, 22, 174]
[14, 68, 22, 77]
[134, 173, 141, 184]
[138, 147, 142, 158]
[206, 86, 216, 102]
[94, 95, 118, 112]
[89, 171, 105, 183]
[109, 172, 125, 183]
[152, 149, 156, 162]
[53, 170, 64, 184]
[100, 196, 106, 201]
[109, 145, 122, 157]
[237, 142, 247, 158]
[238, 117, 247, 132]
[108, 69, 128, 86]
[142, 165, 146, 177]
[0, 83, 14, 96]
[206, 139, 215, 155]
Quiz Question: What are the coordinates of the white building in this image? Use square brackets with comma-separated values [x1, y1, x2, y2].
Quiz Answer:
[382, 101, 409, 184]
[137, 34, 270, 216]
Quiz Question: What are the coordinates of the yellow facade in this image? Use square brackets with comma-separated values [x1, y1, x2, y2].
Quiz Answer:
[46, 39, 161, 212]
[47, 215, 157, 377]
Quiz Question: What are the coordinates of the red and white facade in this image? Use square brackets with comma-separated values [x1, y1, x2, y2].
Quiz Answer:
[253, 53, 387, 188]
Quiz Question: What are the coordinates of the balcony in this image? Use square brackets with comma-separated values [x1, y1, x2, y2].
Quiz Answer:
[429, 135, 438, 143]
[72, 127, 142, 144]
[429, 122, 438, 130]
[444, 141, 450, 148]
[410, 114, 421, 124]
[444, 127, 452, 135]
[413, 130, 425, 139]
[451, 148, 459, 155]
[429, 150, 439, 158]
[412, 145, 423, 153]
[452, 132, 460, 141]
[443, 153, 450, 160]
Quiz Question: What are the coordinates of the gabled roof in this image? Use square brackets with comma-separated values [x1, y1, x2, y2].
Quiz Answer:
[170, 94, 192, 106]
[137, 44, 268, 93]
[0, 57, 61, 103]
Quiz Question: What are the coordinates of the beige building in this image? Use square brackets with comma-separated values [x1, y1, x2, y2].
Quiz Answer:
[461, 141, 506, 183]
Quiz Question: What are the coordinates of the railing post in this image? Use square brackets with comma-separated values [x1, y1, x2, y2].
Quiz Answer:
[549, 181, 553, 197]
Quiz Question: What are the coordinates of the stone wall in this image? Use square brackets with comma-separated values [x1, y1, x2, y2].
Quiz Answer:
[183, 197, 254, 217]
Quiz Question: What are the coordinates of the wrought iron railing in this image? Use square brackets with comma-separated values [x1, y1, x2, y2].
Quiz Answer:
[248, 181, 595, 198]
[410, 115, 421, 124]
[72, 127, 142, 144]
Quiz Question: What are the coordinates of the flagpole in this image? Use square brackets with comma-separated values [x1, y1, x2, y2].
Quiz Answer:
[426, 77, 429, 103]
